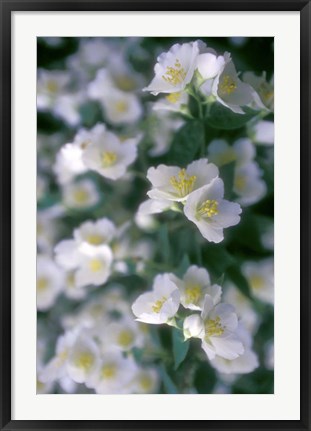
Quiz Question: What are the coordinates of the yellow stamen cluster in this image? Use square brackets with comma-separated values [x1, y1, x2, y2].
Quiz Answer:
[185, 285, 202, 305]
[73, 189, 89, 204]
[46, 80, 58, 94]
[235, 174, 246, 191]
[114, 75, 136, 91]
[152, 296, 167, 313]
[66, 272, 75, 288]
[115, 100, 129, 113]
[205, 316, 224, 337]
[250, 275, 264, 290]
[259, 82, 274, 106]
[170, 169, 197, 197]
[86, 234, 105, 246]
[117, 330, 135, 348]
[37, 277, 48, 291]
[139, 375, 153, 391]
[74, 352, 94, 371]
[165, 92, 182, 104]
[101, 363, 117, 379]
[89, 259, 103, 272]
[219, 75, 237, 95]
[102, 151, 117, 167]
[162, 59, 186, 86]
[197, 199, 219, 218]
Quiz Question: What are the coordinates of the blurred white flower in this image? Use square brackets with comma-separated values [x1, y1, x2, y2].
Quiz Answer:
[173, 265, 222, 311]
[147, 110, 184, 156]
[101, 317, 144, 352]
[53, 92, 83, 126]
[184, 177, 242, 243]
[147, 159, 219, 203]
[37, 69, 70, 110]
[143, 41, 200, 95]
[131, 367, 159, 394]
[183, 295, 244, 360]
[54, 144, 87, 185]
[37, 255, 64, 311]
[86, 351, 137, 394]
[63, 271, 89, 301]
[244, 71, 274, 111]
[39, 331, 78, 383]
[101, 89, 142, 125]
[73, 218, 117, 247]
[251, 120, 274, 145]
[67, 335, 100, 384]
[265, 340, 274, 370]
[234, 161, 266, 206]
[62, 178, 100, 209]
[242, 258, 274, 305]
[82, 127, 138, 180]
[75, 243, 113, 288]
[223, 284, 260, 334]
[132, 273, 180, 324]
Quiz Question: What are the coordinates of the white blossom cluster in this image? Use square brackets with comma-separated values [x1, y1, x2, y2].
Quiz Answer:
[37, 37, 274, 394]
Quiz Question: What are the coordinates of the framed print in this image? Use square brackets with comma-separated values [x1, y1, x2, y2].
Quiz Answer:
[1, 0, 310, 430]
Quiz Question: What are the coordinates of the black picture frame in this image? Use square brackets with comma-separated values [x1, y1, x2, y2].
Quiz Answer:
[1, 0, 310, 430]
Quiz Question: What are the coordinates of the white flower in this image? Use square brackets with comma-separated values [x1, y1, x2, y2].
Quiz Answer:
[37, 255, 64, 311]
[62, 178, 100, 209]
[210, 323, 259, 374]
[39, 331, 78, 383]
[73, 218, 117, 247]
[196, 49, 226, 80]
[208, 138, 255, 167]
[67, 335, 100, 384]
[224, 284, 260, 334]
[184, 177, 242, 243]
[54, 143, 87, 185]
[63, 271, 89, 301]
[37, 69, 70, 110]
[147, 110, 184, 156]
[143, 41, 200, 95]
[54, 239, 81, 270]
[173, 265, 222, 310]
[152, 92, 189, 114]
[75, 243, 113, 288]
[132, 273, 180, 324]
[101, 317, 144, 352]
[53, 92, 82, 126]
[265, 340, 274, 370]
[183, 295, 244, 360]
[242, 258, 274, 304]
[234, 161, 266, 206]
[82, 127, 137, 180]
[211, 58, 254, 114]
[53, 124, 109, 185]
[101, 89, 142, 125]
[86, 351, 137, 394]
[137, 198, 173, 217]
[251, 120, 274, 145]
[132, 368, 159, 394]
[147, 159, 219, 203]
[243, 71, 274, 111]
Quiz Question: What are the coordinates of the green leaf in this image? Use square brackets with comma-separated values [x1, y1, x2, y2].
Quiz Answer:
[176, 254, 191, 277]
[158, 224, 170, 262]
[166, 120, 204, 165]
[172, 328, 190, 370]
[159, 365, 178, 394]
[194, 362, 217, 394]
[219, 161, 235, 199]
[202, 244, 235, 278]
[79, 101, 102, 127]
[227, 265, 252, 300]
[208, 104, 258, 130]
